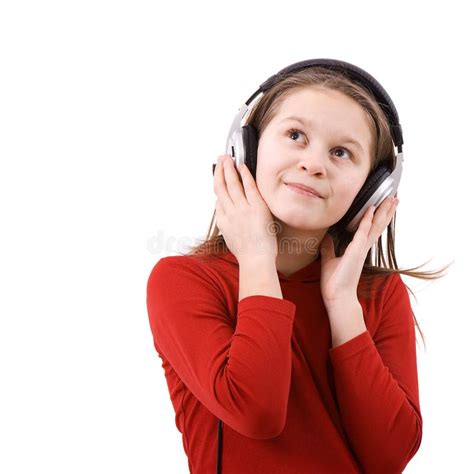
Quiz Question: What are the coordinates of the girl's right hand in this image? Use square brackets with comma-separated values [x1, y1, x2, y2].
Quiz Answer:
[214, 154, 278, 264]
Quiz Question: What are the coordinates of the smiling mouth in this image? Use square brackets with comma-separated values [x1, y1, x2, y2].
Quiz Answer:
[285, 183, 322, 199]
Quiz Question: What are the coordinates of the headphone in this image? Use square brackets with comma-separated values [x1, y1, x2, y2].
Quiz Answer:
[212, 57, 403, 237]
[212, 58, 404, 473]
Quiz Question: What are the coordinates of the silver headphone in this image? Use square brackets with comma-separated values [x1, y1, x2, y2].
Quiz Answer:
[213, 58, 403, 235]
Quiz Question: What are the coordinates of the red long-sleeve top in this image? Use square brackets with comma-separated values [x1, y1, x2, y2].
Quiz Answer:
[146, 249, 422, 473]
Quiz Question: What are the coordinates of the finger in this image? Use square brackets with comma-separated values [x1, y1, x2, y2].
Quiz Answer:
[213, 155, 234, 209]
[374, 196, 397, 225]
[347, 196, 397, 258]
[222, 155, 246, 205]
[366, 196, 397, 244]
[237, 162, 260, 204]
[215, 197, 224, 222]
[346, 204, 376, 256]
[349, 197, 385, 244]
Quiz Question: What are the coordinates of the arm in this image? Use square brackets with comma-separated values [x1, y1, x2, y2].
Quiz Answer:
[146, 256, 295, 439]
[327, 273, 423, 473]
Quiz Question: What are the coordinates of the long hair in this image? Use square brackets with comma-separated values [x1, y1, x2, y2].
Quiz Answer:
[180, 66, 451, 351]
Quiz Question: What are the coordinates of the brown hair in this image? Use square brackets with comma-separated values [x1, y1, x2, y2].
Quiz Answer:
[180, 66, 451, 351]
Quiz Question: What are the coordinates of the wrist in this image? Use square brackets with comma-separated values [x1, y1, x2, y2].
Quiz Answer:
[326, 301, 366, 348]
[238, 254, 276, 268]
[324, 296, 360, 314]
[238, 255, 282, 302]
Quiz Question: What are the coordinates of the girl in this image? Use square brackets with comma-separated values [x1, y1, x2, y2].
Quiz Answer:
[146, 59, 448, 473]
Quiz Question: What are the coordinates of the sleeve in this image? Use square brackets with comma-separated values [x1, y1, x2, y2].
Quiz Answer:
[146, 256, 297, 440]
[328, 272, 423, 474]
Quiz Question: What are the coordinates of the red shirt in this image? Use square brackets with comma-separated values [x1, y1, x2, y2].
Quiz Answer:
[146, 250, 422, 473]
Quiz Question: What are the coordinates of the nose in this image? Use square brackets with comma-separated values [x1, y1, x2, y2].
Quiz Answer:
[298, 148, 327, 175]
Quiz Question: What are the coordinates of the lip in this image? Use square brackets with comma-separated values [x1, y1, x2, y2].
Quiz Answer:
[285, 182, 323, 198]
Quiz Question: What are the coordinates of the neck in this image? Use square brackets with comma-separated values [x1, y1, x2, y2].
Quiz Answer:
[274, 221, 325, 277]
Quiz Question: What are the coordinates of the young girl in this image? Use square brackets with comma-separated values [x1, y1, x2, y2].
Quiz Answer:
[146, 59, 447, 473]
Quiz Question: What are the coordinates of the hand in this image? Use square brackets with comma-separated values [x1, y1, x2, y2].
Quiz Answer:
[319, 196, 399, 309]
[214, 154, 278, 264]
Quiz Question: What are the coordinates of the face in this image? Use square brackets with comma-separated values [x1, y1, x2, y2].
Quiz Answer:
[255, 86, 374, 237]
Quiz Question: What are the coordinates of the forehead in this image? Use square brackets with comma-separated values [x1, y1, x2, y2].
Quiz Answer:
[274, 87, 374, 146]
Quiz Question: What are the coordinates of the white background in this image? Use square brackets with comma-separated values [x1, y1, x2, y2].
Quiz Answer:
[0, 1, 472, 472]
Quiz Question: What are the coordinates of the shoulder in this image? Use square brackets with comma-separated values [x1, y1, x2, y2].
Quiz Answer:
[365, 271, 411, 313]
[147, 254, 208, 285]
[375, 272, 415, 336]
[146, 253, 236, 295]
[146, 254, 240, 334]
[360, 270, 408, 302]
[148, 253, 234, 277]
[148, 254, 201, 275]
[359, 271, 413, 334]
[381, 272, 410, 307]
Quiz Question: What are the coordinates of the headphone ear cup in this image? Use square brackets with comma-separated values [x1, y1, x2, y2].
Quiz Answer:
[242, 124, 259, 181]
[329, 164, 392, 235]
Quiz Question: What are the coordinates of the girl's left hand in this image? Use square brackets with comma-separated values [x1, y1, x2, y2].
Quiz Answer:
[319, 196, 399, 310]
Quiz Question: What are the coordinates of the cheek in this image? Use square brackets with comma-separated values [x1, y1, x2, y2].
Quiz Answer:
[336, 176, 367, 208]
[255, 164, 277, 199]
[255, 144, 280, 190]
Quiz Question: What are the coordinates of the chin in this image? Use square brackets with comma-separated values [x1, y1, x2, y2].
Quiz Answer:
[274, 211, 328, 232]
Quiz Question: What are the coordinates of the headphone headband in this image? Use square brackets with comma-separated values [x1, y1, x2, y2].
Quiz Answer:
[246, 58, 403, 150]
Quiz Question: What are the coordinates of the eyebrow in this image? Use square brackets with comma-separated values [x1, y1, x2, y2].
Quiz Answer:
[279, 115, 365, 152]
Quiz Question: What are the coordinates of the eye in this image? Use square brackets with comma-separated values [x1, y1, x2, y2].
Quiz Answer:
[333, 147, 353, 160]
[286, 128, 353, 161]
[287, 128, 305, 143]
